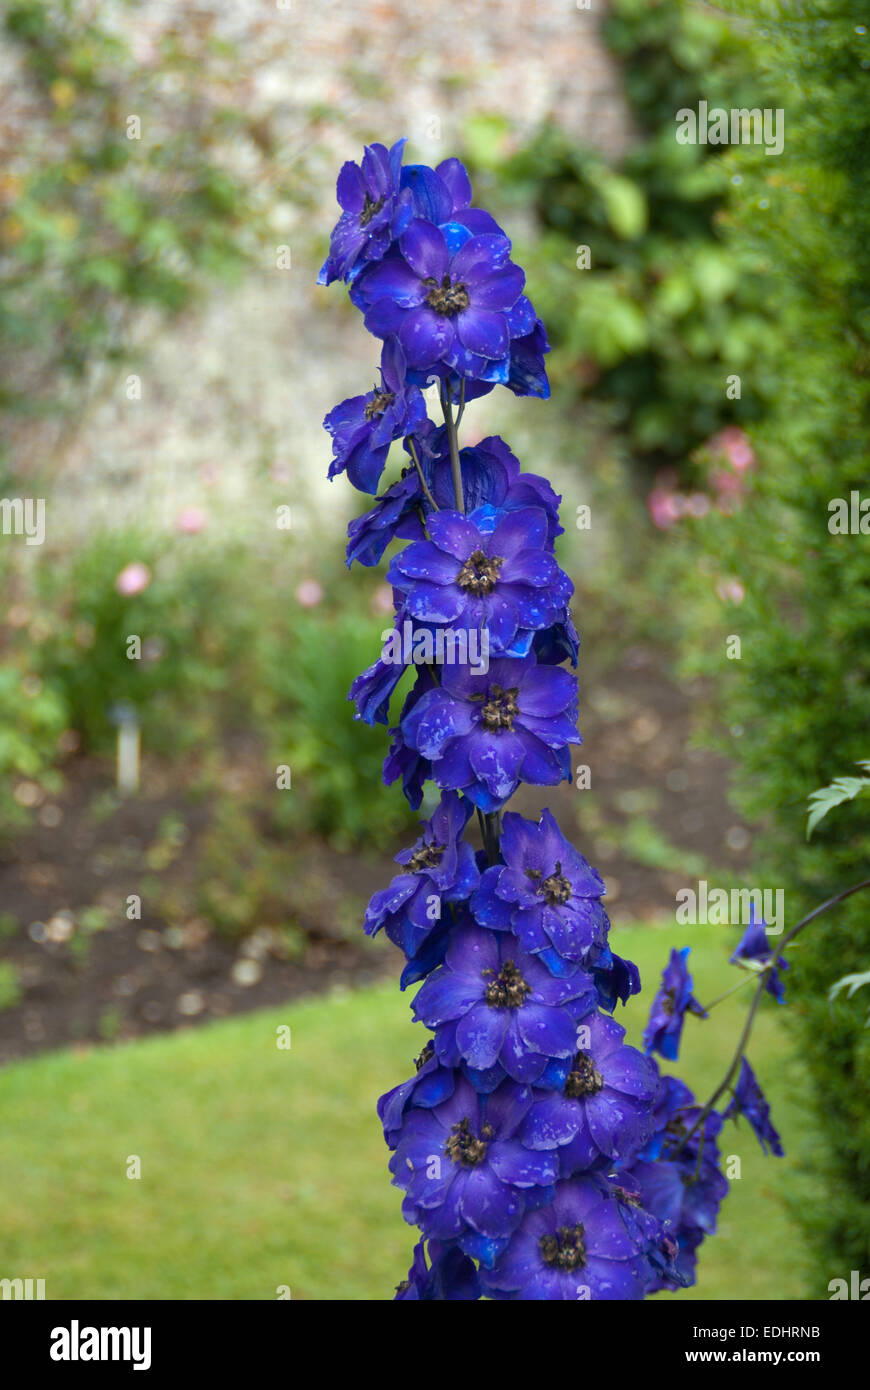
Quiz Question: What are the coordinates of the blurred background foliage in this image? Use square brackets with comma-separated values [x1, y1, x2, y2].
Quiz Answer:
[0, 0, 309, 473]
[469, 0, 784, 476]
[0, 0, 867, 1297]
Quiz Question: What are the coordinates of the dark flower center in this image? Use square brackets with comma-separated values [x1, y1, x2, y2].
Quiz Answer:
[359, 191, 385, 227]
[446, 1116, 494, 1167]
[612, 1185, 643, 1208]
[483, 959, 532, 1009]
[527, 861, 572, 906]
[407, 842, 444, 874]
[456, 549, 504, 596]
[539, 1223, 587, 1271]
[423, 274, 470, 316]
[661, 986, 677, 1016]
[364, 388, 395, 420]
[414, 1040, 434, 1072]
[564, 1051, 604, 1099]
[477, 683, 520, 732]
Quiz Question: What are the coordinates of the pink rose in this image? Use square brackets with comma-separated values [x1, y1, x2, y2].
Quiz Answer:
[175, 506, 207, 534]
[115, 563, 151, 597]
[296, 579, 324, 608]
[647, 490, 681, 530]
[710, 426, 756, 473]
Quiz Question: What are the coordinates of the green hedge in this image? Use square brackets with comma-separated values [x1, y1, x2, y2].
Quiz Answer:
[674, 0, 870, 1279]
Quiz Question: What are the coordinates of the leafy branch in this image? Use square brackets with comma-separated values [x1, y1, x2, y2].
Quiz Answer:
[806, 761, 870, 839]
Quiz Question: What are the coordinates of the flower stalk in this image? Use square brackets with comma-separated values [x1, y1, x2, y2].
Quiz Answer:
[318, 139, 789, 1300]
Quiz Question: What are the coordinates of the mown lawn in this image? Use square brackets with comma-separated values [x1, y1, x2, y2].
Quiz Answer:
[0, 925, 816, 1300]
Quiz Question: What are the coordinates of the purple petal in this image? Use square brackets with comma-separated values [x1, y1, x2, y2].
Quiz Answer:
[399, 219, 449, 280]
[426, 509, 486, 560]
[455, 1003, 510, 1069]
[364, 297, 408, 338]
[468, 729, 524, 800]
[401, 168, 454, 225]
[436, 157, 472, 211]
[459, 1165, 522, 1237]
[413, 972, 482, 1025]
[469, 264, 525, 312]
[517, 1003, 577, 1058]
[522, 1096, 582, 1149]
[336, 160, 365, 213]
[399, 307, 455, 369]
[519, 665, 577, 716]
[456, 307, 510, 360]
[404, 582, 466, 624]
[390, 540, 460, 584]
[452, 233, 512, 283]
[488, 1140, 558, 1188]
[357, 255, 424, 306]
[489, 507, 548, 558]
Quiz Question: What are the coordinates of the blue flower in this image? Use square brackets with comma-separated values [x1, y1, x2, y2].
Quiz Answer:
[730, 906, 789, 1002]
[472, 808, 609, 968]
[364, 792, 480, 973]
[723, 1056, 784, 1156]
[532, 612, 580, 668]
[414, 918, 598, 1084]
[642, 947, 707, 1061]
[396, 652, 579, 812]
[318, 140, 739, 1301]
[389, 1074, 558, 1260]
[345, 431, 564, 568]
[382, 670, 434, 811]
[480, 1176, 652, 1300]
[345, 467, 427, 569]
[623, 1076, 729, 1291]
[379, 1042, 457, 1148]
[400, 157, 505, 240]
[607, 1171, 690, 1290]
[505, 315, 551, 399]
[347, 633, 409, 727]
[318, 138, 414, 285]
[350, 219, 526, 381]
[520, 1011, 662, 1173]
[415, 429, 564, 539]
[592, 950, 642, 1010]
[388, 505, 572, 656]
[323, 338, 427, 495]
[394, 1237, 480, 1300]
[409, 298, 550, 402]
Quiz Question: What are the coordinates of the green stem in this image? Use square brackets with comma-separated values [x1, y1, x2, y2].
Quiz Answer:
[441, 381, 500, 868]
[441, 384, 464, 513]
[700, 974, 756, 1012]
[670, 875, 870, 1159]
[406, 436, 439, 511]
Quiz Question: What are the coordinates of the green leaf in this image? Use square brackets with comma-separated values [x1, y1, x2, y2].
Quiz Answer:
[598, 172, 647, 240]
[806, 765, 870, 838]
[828, 969, 870, 1026]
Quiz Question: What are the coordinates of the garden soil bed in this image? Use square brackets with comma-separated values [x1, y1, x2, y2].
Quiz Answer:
[0, 643, 752, 1065]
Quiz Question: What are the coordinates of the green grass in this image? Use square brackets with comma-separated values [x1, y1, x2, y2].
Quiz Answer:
[0, 925, 816, 1300]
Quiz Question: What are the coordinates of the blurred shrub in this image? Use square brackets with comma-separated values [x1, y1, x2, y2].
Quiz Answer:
[257, 604, 416, 852]
[494, 0, 781, 473]
[25, 527, 257, 753]
[0, 961, 22, 1012]
[3, 521, 411, 851]
[0, 661, 67, 832]
[183, 800, 365, 946]
[669, 1, 870, 1279]
[0, 0, 293, 460]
